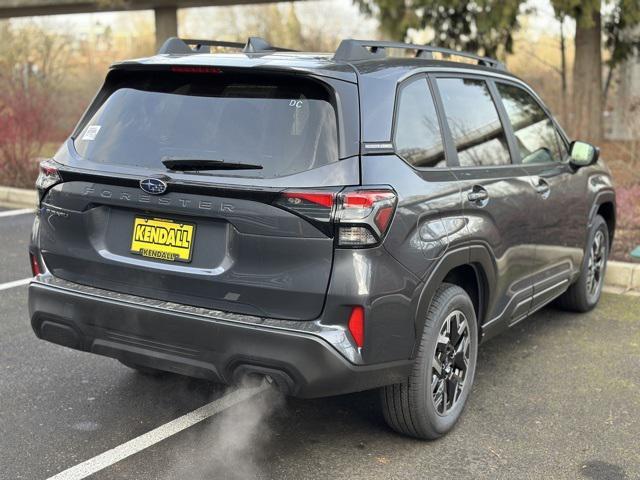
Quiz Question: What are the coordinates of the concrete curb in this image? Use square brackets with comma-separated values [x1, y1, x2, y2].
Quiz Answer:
[0, 186, 38, 209]
[1, 185, 639, 294]
[605, 261, 640, 293]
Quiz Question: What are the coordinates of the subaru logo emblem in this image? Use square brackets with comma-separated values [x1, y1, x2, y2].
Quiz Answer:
[139, 178, 167, 195]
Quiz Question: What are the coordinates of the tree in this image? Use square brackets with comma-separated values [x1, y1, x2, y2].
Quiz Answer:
[551, 0, 640, 143]
[182, 3, 353, 52]
[551, 0, 602, 143]
[603, 1, 640, 105]
[354, 0, 524, 58]
[0, 22, 68, 187]
[557, 9, 570, 127]
[0, 84, 53, 187]
[518, 11, 570, 126]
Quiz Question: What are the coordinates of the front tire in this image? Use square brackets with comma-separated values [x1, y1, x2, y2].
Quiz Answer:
[381, 283, 478, 439]
[557, 215, 609, 313]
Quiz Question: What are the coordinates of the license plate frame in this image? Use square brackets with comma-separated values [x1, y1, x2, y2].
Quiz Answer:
[130, 217, 196, 263]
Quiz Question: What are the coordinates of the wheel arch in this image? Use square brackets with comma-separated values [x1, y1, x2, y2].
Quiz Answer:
[413, 244, 496, 356]
[596, 201, 615, 249]
[589, 190, 616, 250]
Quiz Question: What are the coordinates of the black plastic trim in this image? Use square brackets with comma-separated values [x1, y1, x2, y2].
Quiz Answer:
[29, 281, 412, 398]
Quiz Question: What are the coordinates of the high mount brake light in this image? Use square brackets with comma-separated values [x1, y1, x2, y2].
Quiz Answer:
[170, 66, 223, 74]
[274, 187, 397, 247]
[36, 159, 62, 198]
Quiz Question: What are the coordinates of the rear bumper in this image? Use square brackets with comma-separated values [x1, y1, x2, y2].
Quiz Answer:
[28, 278, 411, 398]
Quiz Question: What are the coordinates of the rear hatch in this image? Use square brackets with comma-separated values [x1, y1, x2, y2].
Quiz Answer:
[38, 66, 360, 320]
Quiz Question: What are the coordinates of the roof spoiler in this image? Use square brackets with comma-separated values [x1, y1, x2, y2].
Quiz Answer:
[157, 36, 296, 55]
[333, 39, 506, 70]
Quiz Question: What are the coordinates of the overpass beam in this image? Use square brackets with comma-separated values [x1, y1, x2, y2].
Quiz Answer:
[155, 6, 178, 51]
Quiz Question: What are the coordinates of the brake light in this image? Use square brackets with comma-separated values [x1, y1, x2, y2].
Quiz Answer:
[29, 252, 42, 276]
[281, 191, 335, 208]
[170, 66, 223, 74]
[337, 188, 397, 247]
[36, 159, 62, 197]
[274, 190, 336, 223]
[374, 206, 394, 232]
[348, 306, 365, 348]
[273, 187, 397, 247]
[342, 191, 395, 209]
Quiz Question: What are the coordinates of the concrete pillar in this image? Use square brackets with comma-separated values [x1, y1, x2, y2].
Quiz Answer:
[155, 6, 178, 51]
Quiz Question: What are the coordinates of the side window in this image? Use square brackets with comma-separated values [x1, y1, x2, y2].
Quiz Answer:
[497, 83, 567, 164]
[394, 77, 446, 168]
[436, 77, 512, 167]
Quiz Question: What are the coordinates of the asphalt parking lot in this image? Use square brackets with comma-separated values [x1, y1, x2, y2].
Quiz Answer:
[1, 207, 639, 480]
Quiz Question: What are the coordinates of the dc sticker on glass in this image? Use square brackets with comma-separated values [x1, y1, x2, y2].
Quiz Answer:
[82, 125, 102, 141]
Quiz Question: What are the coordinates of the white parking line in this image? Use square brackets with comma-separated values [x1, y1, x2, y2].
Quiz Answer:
[0, 208, 35, 218]
[0, 278, 31, 291]
[47, 383, 269, 480]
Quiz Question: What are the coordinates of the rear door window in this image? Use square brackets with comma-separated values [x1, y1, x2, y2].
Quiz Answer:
[74, 71, 339, 178]
[393, 77, 446, 168]
[436, 77, 512, 167]
[496, 83, 567, 164]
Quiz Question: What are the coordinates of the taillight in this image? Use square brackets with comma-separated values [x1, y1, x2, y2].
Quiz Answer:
[36, 159, 62, 198]
[281, 191, 335, 208]
[348, 306, 365, 348]
[336, 188, 397, 247]
[273, 186, 397, 247]
[274, 190, 336, 222]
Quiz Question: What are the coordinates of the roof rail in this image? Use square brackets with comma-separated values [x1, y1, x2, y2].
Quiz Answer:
[158, 36, 296, 55]
[333, 39, 505, 70]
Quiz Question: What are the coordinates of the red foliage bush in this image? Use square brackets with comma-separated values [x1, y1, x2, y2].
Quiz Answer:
[616, 185, 640, 230]
[0, 83, 55, 188]
[611, 185, 640, 261]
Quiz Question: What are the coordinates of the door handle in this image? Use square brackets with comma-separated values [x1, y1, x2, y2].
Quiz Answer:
[534, 178, 550, 196]
[467, 186, 489, 204]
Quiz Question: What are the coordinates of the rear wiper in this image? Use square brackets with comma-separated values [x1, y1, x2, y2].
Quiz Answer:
[161, 158, 263, 171]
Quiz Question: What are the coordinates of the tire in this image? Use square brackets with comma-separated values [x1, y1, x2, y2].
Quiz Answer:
[381, 283, 478, 440]
[118, 360, 167, 377]
[557, 215, 609, 313]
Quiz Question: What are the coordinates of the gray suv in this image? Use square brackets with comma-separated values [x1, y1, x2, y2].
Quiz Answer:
[28, 37, 616, 439]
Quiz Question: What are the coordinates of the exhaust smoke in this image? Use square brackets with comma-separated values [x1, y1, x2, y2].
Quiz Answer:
[164, 380, 284, 479]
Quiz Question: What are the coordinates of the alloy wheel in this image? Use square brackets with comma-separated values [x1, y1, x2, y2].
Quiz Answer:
[586, 230, 606, 297]
[431, 310, 471, 416]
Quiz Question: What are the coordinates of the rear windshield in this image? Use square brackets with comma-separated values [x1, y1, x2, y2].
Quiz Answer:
[74, 71, 339, 178]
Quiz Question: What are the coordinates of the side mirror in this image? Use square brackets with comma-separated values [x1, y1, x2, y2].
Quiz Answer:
[569, 141, 599, 168]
